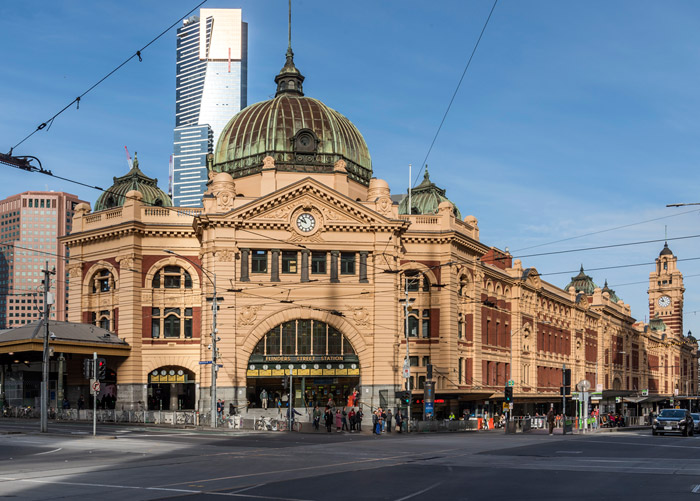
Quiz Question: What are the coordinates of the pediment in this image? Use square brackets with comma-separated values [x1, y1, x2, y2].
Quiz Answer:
[225, 178, 402, 232]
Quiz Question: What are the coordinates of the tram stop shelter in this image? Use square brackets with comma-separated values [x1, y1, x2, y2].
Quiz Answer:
[0, 320, 130, 408]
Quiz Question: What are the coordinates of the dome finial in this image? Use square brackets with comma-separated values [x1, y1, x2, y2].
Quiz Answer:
[424, 165, 430, 181]
[275, 0, 305, 97]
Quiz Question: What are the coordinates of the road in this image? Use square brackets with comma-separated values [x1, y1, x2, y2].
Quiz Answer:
[1, 420, 700, 500]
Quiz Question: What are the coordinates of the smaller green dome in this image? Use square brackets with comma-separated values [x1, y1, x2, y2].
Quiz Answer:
[398, 167, 462, 218]
[602, 280, 621, 303]
[94, 153, 172, 212]
[564, 265, 598, 295]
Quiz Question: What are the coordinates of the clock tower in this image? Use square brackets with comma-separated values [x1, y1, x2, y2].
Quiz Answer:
[648, 242, 684, 337]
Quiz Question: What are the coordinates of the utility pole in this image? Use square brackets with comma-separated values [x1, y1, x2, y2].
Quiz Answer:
[211, 274, 218, 429]
[402, 277, 415, 432]
[40, 262, 55, 433]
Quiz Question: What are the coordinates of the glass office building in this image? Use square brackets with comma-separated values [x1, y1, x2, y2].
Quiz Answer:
[173, 9, 248, 207]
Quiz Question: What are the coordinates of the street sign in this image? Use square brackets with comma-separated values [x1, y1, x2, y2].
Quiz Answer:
[199, 361, 213, 364]
[674, 388, 679, 396]
[590, 391, 603, 401]
[615, 397, 621, 403]
[507, 380, 514, 387]
[571, 392, 580, 401]
[596, 383, 603, 392]
[641, 389, 649, 397]
[91, 380, 100, 394]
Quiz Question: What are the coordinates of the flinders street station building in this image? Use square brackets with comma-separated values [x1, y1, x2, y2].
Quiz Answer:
[12, 46, 693, 420]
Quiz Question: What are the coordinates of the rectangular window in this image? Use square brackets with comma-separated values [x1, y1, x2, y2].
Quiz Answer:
[328, 327, 342, 354]
[406, 315, 419, 337]
[340, 252, 355, 275]
[409, 356, 419, 367]
[422, 356, 430, 366]
[311, 252, 326, 274]
[298, 320, 311, 354]
[267, 326, 280, 355]
[164, 308, 180, 338]
[184, 308, 193, 338]
[151, 308, 160, 338]
[282, 321, 295, 355]
[164, 266, 181, 288]
[251, 250, 268, 273]
[313, 321, 326, 354]
[422, 309, 430, 338]
[281, 251, 298, 273]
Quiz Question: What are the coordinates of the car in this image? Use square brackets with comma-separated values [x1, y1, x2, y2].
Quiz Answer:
[691, 413, 700, 433]
[652, 409, 694, 436]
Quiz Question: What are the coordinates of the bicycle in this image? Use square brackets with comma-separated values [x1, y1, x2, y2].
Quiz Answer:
[255, 416, 278, 431]
[278, 419, 301, 432]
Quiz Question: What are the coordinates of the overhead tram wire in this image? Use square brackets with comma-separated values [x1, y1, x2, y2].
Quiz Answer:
[9, 0, 209, 151]
[411, 0, 499, 187]
[511, 208, 700, 253]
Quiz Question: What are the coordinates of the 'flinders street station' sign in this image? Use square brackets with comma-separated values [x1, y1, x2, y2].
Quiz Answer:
[246, 354, 359, 378]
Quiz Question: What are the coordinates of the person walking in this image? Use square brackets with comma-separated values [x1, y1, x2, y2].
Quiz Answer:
[356, 407, 363, 432]
[260, 389, 268, 409]
[313, 405, 321, 431]
[395, 410, 403, 433]
[386, 409, 393, 433]
[77, 395, 85, 411]
[547, 404, 555, 435]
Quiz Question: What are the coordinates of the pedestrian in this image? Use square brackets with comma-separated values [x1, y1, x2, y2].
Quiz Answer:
[356, 407, 363, 431]
[547, 404, 555, 435]
[62, 397, 70, 410]
[386, 409, 393, 433]
[381, 408, 387, 433]
[396, 410, 403, 433]
[348, 408, 356, 432]
[335, 409, 343, 432]
[374, 408, 383, 435]
[260, 389, 268, 409]
[327, 396, 335, 409]
[324, 407, 334, 432]
[313, 405, 321, 431]
[77, 395, 85, 411]
[341, 407, 349, 431]
[217, 399, 224, 422]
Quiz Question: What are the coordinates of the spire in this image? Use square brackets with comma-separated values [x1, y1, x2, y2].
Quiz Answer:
[275, 0, 305, 97]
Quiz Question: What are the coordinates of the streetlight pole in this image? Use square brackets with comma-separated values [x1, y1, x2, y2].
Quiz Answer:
[164, 250, 218, 429]
[40, 262, 55, 433]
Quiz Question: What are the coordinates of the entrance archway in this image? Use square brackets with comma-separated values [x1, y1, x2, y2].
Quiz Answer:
[246, 319, 360, 409]
[147, 367, 196, 410]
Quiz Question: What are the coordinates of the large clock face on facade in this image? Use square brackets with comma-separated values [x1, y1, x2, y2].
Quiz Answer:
[296, 213, 316, 232]
[658, 295, 671, 308]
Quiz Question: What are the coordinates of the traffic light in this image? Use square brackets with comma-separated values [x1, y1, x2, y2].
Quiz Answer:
[83, 358, 93, 379]
[96, 358, 106, 380]
[563, 368, 571, 387]
[282, 376, 288, 389]
[504, 386, 513, 402]
[397, 391, 411, 405]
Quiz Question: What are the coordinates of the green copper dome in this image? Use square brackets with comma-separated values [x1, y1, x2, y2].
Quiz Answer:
[564, 265, 598, 295]
[212, 49, 372, 185]
[602, 280, 621, 303]
[94, 154, 172, 212]
[398, 167, 462, 218]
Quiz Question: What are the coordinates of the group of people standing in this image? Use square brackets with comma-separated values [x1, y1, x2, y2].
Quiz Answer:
[313, 405, 364, 432]
[373, 407, 405, 434]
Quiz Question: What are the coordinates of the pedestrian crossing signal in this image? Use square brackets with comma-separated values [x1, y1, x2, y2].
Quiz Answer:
[504, 386, 513, 402]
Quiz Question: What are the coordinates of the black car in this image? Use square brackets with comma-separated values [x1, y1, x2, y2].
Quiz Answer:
[691, 413, 700, 433]
[652, 409, 694, 436]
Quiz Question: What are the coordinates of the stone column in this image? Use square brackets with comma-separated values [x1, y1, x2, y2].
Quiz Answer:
[330, 251, 339, 283]
[359, 252, 369, 283]
[301, 250, 310, 282]
[240, 248, 250, 282]
[271, 249, 280, 282]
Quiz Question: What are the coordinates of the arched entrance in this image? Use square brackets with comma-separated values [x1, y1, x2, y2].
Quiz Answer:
[246, 319, 360, 409]
[147, 367, 196, 410]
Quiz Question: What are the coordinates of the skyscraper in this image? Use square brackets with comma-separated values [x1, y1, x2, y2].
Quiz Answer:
[173, 8, 248, 207]
[0, 191, 85, 329]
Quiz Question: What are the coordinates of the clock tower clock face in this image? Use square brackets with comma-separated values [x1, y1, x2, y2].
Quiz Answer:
[296, 213, 316, 232]
[658, 295, 671, 308]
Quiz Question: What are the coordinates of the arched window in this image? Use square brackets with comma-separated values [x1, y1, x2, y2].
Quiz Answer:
[403, 270, 431, 292]
[252, 320, 356, 356]
[91, 269, 113, 294]
[91, 310, 112, 331]
[152, 265, 192, 289]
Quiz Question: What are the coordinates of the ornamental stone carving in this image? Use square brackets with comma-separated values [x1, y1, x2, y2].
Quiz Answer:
[347, 306, 370, 326]
[67, 264, 82, 279]
[216, 249, 234, 262]
[263, 156, 276, 170]
[375, 196, 393, 216]
[116, 255, 136, 271]
[238, 305, 260, 326]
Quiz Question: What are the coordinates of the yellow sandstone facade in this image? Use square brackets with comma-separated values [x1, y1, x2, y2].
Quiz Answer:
[60, 46, 696, 418]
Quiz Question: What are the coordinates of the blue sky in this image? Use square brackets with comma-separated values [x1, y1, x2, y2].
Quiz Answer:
[2, 1, 700, 335]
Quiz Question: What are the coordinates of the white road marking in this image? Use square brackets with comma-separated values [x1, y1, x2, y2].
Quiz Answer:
[33, 448, 62, 455]
[692, 484, 700, 493]
[394, 482, 443, 501]
[556, 451, 582, 454]
[0, 477, 314, 500]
